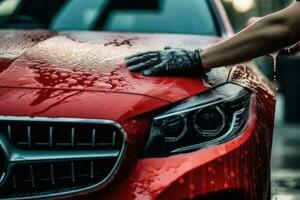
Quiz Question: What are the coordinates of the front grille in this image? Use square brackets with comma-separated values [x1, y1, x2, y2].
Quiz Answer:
[0, 116, 127, 199]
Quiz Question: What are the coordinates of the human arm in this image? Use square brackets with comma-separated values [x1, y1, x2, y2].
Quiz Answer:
[125, 2, 300, 75]
[201, 2, 300, 70]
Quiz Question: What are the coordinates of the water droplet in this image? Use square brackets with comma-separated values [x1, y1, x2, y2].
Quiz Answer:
[60, 72, 69, 78]
[50, 74, 58, 79]
[94, 81, 113, 89]
[87, 74, 99, 81]
[83, 80, 92, 85]
[17, 78, 27, 82]
[269, 52, 279, 91]
[178, 178, 185, 184]
[97, 77, 110, 82]
[284, 43, 298, 53]
[189, 183, 195, 191]
[230, 171, 236, 178]
[66, 78, 78, 85]
[114, 86, 124, 90]
[224, 182, 229, 188]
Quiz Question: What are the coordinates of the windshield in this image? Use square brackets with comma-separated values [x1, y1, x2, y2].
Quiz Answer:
[0, 0, 218, 36]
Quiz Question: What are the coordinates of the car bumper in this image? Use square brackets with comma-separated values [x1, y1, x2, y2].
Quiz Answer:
[77, 99, 273, 200]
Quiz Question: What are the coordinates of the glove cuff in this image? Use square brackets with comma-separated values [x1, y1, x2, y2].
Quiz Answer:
[193, 49, 205, 76]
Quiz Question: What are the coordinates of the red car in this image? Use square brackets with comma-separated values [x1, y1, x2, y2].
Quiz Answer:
[0, 0, 275, 199]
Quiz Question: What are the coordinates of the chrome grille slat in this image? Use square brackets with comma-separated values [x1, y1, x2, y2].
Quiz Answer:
[10, 148, 119, 164]
[7, 125, 12, 139]
[0, 116, 127, 200]
[112, 131, 116, 146]
[49, 126, 53, 148]
[29, 166, 35, 188]
[92, 129, 96, 148]
[90, 161, 94, 179]
[71, 162, 75, 183]
[27, 126, 31, 147]
[12, 175, 16, 189]
[71, 127, 75, 147]
[50, 164, 55, 185]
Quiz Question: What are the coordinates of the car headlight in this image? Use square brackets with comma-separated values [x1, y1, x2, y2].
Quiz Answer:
[143, 83, 251, 157]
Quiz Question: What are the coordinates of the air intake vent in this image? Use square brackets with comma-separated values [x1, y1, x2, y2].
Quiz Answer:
[0, 116, 127, 199]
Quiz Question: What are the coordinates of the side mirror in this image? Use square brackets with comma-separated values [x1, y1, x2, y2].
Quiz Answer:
[245, 17, 261, 27]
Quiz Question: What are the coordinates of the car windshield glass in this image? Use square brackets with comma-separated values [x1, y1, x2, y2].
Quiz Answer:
[52, 0, 217, 35]
[0, 0, 218, 36]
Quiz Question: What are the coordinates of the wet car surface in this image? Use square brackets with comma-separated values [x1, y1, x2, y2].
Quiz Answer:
[0, 29, 276, 200]
[272, 124, 300, 200]
[0, 0, 276, 199]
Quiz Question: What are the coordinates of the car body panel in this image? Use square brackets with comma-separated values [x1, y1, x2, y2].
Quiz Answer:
[66, 95, 275, 200]
[0, 0, 276, 199]
[0, 30, 276, 200]
[0, 87, 169, 121]
[76, 63, 276, 200]
[0, 31, 223, 103]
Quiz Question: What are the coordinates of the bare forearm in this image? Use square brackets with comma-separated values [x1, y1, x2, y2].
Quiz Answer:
[201, 3, 300, 70]
[124, 3, 300, 76]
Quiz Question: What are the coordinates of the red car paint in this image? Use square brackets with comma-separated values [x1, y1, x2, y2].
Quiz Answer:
[0, 32, 214, 102]
[0, 10, 275, 200]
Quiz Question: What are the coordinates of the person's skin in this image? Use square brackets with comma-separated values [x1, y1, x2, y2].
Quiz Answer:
[125, 2, 300, 76]
[201, 1, 300, 70]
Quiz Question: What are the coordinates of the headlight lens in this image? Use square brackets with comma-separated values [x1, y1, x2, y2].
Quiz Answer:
[143, 83, 251, 157]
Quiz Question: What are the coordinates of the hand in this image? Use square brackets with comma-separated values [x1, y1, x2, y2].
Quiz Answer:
[125, 47, 204, 76]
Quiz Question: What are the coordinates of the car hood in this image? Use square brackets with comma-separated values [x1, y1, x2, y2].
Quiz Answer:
[0, 30, 230, 102]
